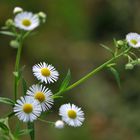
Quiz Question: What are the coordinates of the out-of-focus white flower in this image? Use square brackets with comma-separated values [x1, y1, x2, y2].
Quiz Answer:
[27, 84, 54, 111]
[13, 7, 23, 14]
[32, 62, 59, 84]
[14, 96, 42, 122]
[55, 120, 65, 129]
[126, 33, 140, 48]
[59, 103, 85, 127]
[14, 12, 40, 31]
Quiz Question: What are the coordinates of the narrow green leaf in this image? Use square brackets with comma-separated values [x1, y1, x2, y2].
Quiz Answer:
[109, 67, 121, 89]
[1, 26, 9, 30]
[52, 95, 63, 99]
[0, 122, 9, 132]
[18, 129, 32, 136]
[107, 63, 116, 67]
[0, 97, 15, 106]
[100, 44, 114, 55]
[59, 69, 71, 92]
[113, 38, 118, 47]
[0, 31, 15, 36]
[27, 122, 34, 140]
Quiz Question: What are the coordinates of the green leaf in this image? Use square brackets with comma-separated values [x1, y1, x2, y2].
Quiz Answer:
[18, 129, 32, 136]
[52, 95, 63, 99]
[0, 31, 15, 36]
[0, 118, 17, 140]
[0, 97, 15, 106]
[109, 67, 121, 89]
[27, 122, 34, 140]
[1, 26, 9, 30]
[100, 44, 114, 55]
[59, 69, 71, 92]
[0, 122, 9, 132]
[113, 38, 118, 47]
[107, 63, 116, 67]
[22, 78, 27, 96]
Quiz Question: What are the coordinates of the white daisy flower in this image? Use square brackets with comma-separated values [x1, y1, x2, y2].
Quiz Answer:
[14, 96, 42, 122]
[14, 12, 40, 31]
[27, 84, 54, 111]
[59, 103, 85, 127]
[55, 120, 65, 129]
[126, 33, 140, 48]
[32, 62, 59, 84]
[13, 7, 23, 14]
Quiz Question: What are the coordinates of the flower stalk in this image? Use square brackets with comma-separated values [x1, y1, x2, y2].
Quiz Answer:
[14, 38, 23, 101]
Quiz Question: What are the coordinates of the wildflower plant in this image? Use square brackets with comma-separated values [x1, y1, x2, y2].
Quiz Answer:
[0, 7, 140, 140]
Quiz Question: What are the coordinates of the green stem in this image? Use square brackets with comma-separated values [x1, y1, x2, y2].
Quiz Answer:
[27, 122, 35, 140]
[14, 39, 23, 101]
[54, 48, 131, 97]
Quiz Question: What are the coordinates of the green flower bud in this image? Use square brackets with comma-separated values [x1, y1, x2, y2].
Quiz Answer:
[125, 63, 134, 70]
[5, 19, 14, 27]
[117, 40, 124, 48]
[38, 12, 47, 23]
[10, 40, 19, 48]
[137, 58, 140, 65]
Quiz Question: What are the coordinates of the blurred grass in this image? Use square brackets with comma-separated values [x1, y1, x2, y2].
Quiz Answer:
[1, 0, 140, 140]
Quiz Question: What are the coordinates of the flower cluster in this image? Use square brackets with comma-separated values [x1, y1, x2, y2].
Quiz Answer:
[10, 7, 46, 31]
[115, 32, 140, 70]
[1, 7, 47, 49]
[14, 62, 85, 127]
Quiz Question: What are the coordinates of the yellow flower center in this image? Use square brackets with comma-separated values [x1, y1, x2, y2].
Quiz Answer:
[22, 19, 31, 27]
[41, 68, 51, 77]
[34, 92, 45, 102]
[23, 103, 33, 114]
[68, 110, 77, 119]
[131, 39, 137, 45]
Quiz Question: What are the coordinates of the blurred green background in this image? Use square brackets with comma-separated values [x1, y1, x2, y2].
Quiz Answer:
[1, 0, 140, 140]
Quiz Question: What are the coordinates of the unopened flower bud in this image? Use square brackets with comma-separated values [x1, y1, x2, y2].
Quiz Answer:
[117, 40, 124, 45]
[137, 58, 140, 64]
[125, 63, 134, 70]
[13, 7, 23, 14]
[38, 12, 47, 23]
[5, 19, 14, 27]
[55, 120, 64, 129]
[10, 40, 19, 48]
[117, 40, 124, 47]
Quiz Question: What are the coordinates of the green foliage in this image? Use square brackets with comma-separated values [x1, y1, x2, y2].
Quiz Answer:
[27, 122, 34, 140]
[14, 123, 32, 139]
[0, 118, 16, 140]
[0, 31, 15, 36]
[59, 69, 71, 92]
[100, 44, 114, 56]
[109, 67, 121, 89]
[0, 122, 9, 132]
[0, 97, 15, 106]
